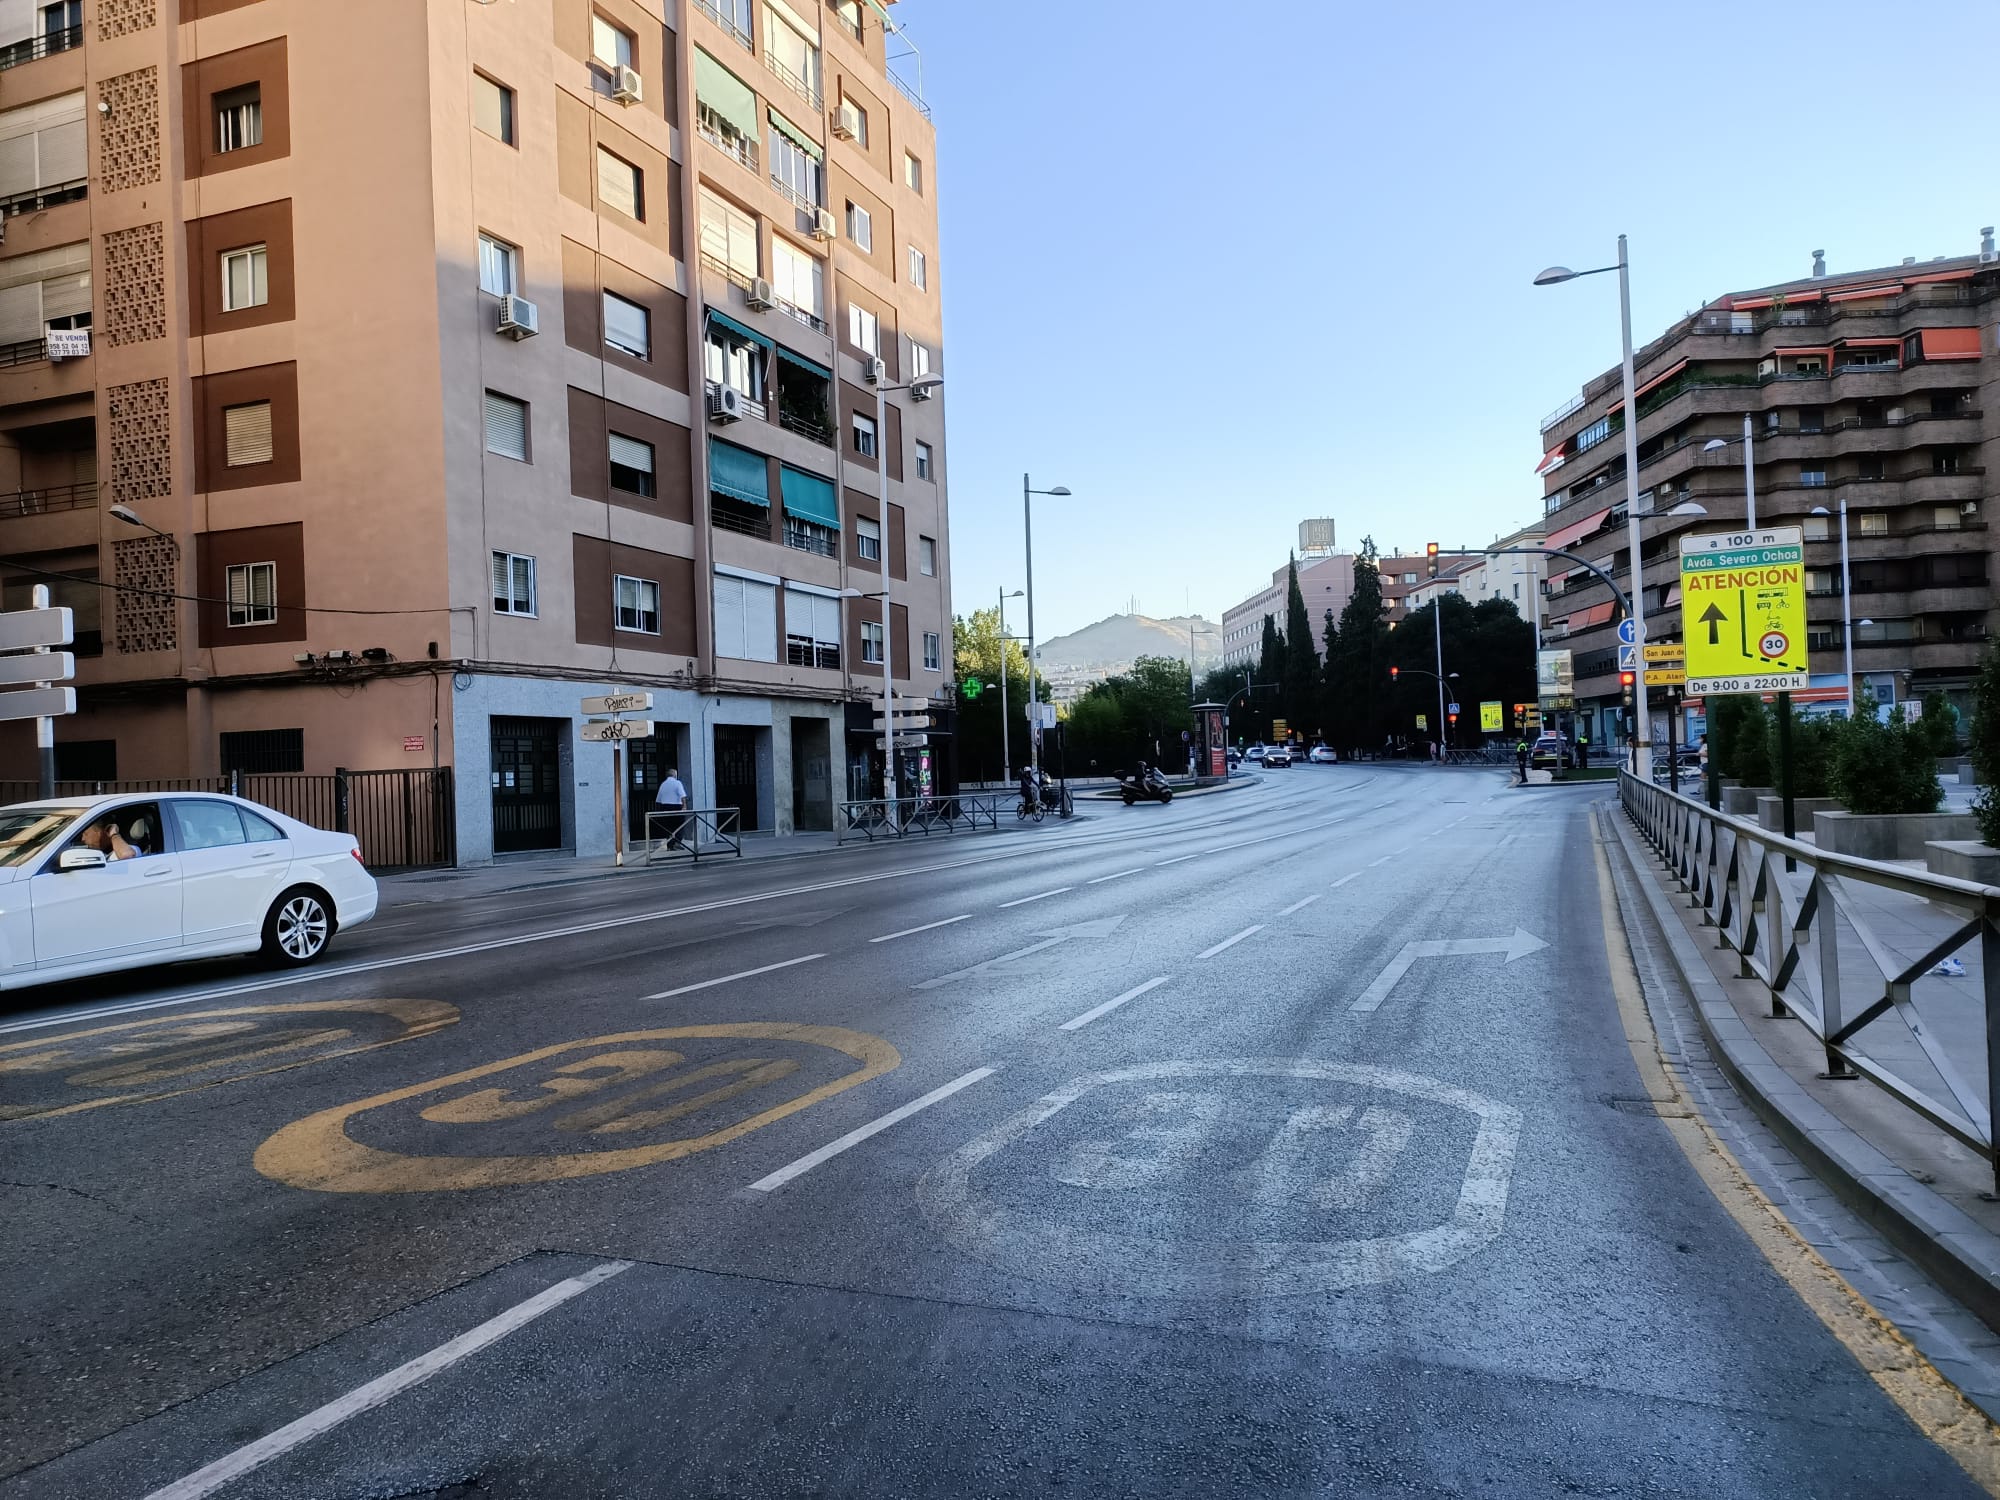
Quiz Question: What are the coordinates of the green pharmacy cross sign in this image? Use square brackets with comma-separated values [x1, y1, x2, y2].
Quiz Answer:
[961, 677, 983, 699]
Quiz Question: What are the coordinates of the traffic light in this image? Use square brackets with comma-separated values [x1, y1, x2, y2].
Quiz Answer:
[1389, 666, 1400, 683]
[1426, 542, 1440, 580]
[1619, 671, 1636, 689]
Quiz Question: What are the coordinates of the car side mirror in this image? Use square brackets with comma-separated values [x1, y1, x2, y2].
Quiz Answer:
[57, 847, 107, 871]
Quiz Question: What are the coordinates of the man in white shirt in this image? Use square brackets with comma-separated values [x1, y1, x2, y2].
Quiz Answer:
[654, 766, 688, 849]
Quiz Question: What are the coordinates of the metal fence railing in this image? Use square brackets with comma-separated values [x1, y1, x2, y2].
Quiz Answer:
[642, 807, 741, 863]
[1620, 770, 2000, 1191]
[836, 794, 1003, 844]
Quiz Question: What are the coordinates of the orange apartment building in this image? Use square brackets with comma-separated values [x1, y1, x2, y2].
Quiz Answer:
[0, 0, 950, 862]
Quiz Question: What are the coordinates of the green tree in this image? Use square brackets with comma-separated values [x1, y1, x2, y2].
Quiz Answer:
[1253, 614, 1284, 740]
[1831, 712, 1944, 815]
[1064, 655, 1200, 773]
[1971, 641, 2000, 845]
[951, 607, 1040, 783]
[1282, 554, 1319, 736]
[1918, 690, 1962, 757]
[1767, 703, 1837, 799]
[1325, 558, 1388, 752]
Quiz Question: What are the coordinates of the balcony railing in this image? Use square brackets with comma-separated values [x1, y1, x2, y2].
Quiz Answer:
[712, 504, 772, 541]
[763, 52, 822, 111]
[777, 409, 833, 446]
[690, 0, 751, 50]
[0, 480, 95, 518]
[0, 24, 81, 70]
[785, 637, 840, 670]
[0, 178, 86, 219]
[0, 337, 47, 368]
[887, 67, 931, 119]
[695, 118, 758, 173]
[768, 174, 823, 216]
[776, 298, 827, 335]
[784, 523, 838, 558]
[699, 250, 756, 294]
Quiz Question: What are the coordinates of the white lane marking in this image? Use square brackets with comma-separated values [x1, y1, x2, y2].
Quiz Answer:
[1087, 868, 1145, 885]
[1059, 976, 1170, 1032]
[1350, 928, 1548, 1014]
[1276, 894, 1321, 917]
[145, 1260, 632, 1500]
[1154, 851, 1203, 867]
[1368, 855, 1393, 868]
[1331, 873, 1361, 888]
[870, 914, 971, 944]
[1196, 924, 1265, 960]
[999, 887, 1071, 909]
[743, 1068, 996, 1192]
[645, 953, 823, 999]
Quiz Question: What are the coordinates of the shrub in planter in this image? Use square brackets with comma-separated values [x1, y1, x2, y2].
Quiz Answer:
[1830, 711, 1943, 815]
[1972, 640, 2000, 845]
[1767, 705, 1836, 798]
[1727, 698, 1773, 787]
[1918, 690, 1962, 758]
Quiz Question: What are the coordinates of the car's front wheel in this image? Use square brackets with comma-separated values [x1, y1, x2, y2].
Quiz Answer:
[263, 886, 335, 967]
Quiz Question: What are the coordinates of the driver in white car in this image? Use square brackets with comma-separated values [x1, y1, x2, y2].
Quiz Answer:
[78, 818, 138, 862]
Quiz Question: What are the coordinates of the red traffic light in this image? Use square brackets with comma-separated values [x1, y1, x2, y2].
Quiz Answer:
[1619, 671, 1636, 688]
[1389, 666, 1399, 681]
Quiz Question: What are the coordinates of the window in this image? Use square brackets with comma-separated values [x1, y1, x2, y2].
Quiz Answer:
[473, 73, 515, 145]
[697, 186, 758, 283]
[907, 246, 926, 290]
[784, 585, 841, 668]
[923, 631, 940, 672]
[170, 800, 250, 852]
[770, 237, 824, 324]
[478, 233, 518, 297]
[848, 302, 878, 355]
[615, 574, 660, 634]
[1799, 469, 1827, 487]
[1858, 456, 1884, 481]
[1935, 450, 1964, 476]
[491, 551, 536, 616]
[1798, 406, 1824, 434]
[856, 514, 881, 560]
[845, 201, 872, 252]
[851, 410, 877, 458]
[764, 10, 819, 104]
[591, 13, 634, 69]
[915, 441, 933, 480]
[861, 618, 883, 663]
[225, 561, 276, 627]
[837, 96, 867, 145]
[919, 536, 935, 576]
[713, 570, 778, 661]
[42, 0, 80, 43]
[603, 291, 650, 359]
[215, 84, 261, 153]
[704, 321, 765, 401]
[483, 390, 528, 461]
[597, 147, 644, 220]
[220, 728, 302, 775]
[1575, 415, 1613, 452]
[1803, 514, 1831, 541]
[1933, 505, 1963, 532]
[223, 402, 273, 468]
[608, 432, 656, 497]
[904, 151, 923, 194]
[908, 339, 931, 379]
[767, 119, 822, 207]
[1806, 569, 1834, 596]
[831, 0, 863, 35]
[1401, 572, 1418, 585]
[221, 245, 268, 312]
[1856, 512, 1889, 536]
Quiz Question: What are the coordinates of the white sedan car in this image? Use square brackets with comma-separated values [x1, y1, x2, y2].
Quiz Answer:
[0, 792, 378, 989]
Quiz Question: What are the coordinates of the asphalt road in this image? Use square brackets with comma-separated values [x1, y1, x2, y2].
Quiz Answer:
[0, 765, 1986, 1497]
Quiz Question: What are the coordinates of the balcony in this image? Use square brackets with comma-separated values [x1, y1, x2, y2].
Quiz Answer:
[0, 178, 85, 220]
[0, 480, 94, 518]
[690, 0, 751, 50]
[785, 637, 839, 670]
[768, 174, 822, 217]
[887, 68, 931, 120]
[711, 496, 772, 540]
[0, 336, 47, 368]
[699, 250, 756, 296]
[777, 408, 832, 445]
[783, 522, 837, 559]
[774, 298, 826, 335]
[695, 117, 758, 174]
[0, 24, 80, 71]
[762, 52, 821, 112]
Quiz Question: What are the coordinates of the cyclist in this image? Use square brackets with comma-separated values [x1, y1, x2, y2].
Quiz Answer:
[1018, 765, 1043, 821]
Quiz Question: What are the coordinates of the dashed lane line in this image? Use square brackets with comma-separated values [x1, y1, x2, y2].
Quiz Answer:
[1331, 873, 1361, 888]
[1276, 894, 1322, 917]
[1196, 925, 1265, 960]
[644, 953, 823, 1000]
[1059, 977, 1171, 1032]
[741, 1068, 997, 1193]
[1368, 855, 1394, 868]
[999, 887, 1072, 909]
[869, 915, 971, 944]
[1087, 868, 1145, 885]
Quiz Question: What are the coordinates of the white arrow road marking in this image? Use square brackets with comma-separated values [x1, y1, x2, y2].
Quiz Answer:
[917, 916, 1126, 991]
[1350, 927, 1549, 1014]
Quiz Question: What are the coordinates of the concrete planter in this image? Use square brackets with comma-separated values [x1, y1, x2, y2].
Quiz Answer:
[1756, 796, 1838, 835]
[1721, 786, 1772, 817]
[1812, 810, 1979, 862]
[1960, 763, 1984, 787]
[1924, 840, 2000, 886]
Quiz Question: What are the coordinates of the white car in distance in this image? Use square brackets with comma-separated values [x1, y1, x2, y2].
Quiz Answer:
[0, 793, 378, 989]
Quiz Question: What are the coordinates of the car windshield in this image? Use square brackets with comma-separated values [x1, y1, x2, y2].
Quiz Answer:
[0, 807, 85, 867]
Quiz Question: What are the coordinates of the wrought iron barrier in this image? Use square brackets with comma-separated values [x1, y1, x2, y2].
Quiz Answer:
[1620, 770, 2000, 1189]
[836, 794, 1002, 844]
[642, 806, 742, 863]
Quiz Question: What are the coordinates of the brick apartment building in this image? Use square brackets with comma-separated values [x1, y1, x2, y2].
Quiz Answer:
[0, 0, 950, 862]
[1533, 235, 1998, 745]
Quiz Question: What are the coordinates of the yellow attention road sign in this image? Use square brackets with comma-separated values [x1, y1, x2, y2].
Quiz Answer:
[1479, 701, 1503, 732]
[1679, 527, 1810, 696]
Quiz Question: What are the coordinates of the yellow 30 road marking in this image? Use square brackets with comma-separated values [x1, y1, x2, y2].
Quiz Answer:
[254, 1023, 900, 1193]
[1592, 812, 2000, 1494]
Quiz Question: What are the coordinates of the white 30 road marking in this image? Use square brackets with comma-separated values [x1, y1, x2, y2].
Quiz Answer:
[869, 914, 971, 944]
[999, 887, 1072, 909]
[145, 1260, 632, 1500]
[1059, 976, 1170, 1031]
[1196, 925, 1264, 960]
[742, 1067, 996, 1193]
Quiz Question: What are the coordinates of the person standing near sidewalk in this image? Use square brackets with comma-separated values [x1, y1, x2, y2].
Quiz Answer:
[654, 766, 688, 850]
[1515, 738, 1529, 784]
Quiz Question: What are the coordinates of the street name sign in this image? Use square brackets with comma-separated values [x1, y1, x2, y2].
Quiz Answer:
[871, 697, 931, 713]
[1643, 643, 1685, 663]
[1679, 528, 1809, 696]
[580, 718, 655, 741]
[581, 692, 652, 715]
[0, 686, 75, 723]
[0, 652, 73, 685]
[1644, 668, 1686, 687]
[875, 735, 927, 750]
[0, 606, 72, 652]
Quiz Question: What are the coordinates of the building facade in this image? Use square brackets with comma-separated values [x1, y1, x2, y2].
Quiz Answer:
[1220, 550, 1355, 666]
[1533, 238, 1998, 745]
[0, 0, 950, 862]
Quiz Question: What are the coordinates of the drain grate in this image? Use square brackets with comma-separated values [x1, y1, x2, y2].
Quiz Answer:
[1601, 1094, 1691, 1118]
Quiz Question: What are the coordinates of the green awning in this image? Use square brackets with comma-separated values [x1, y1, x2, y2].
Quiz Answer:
[709, 439, 770, 506]
[706, 308, 772, 352]
[767, 108, 823, 161]
[777, 346, 831, 381]
[779, 466, 839, 530]
[694, 49, 761, 142]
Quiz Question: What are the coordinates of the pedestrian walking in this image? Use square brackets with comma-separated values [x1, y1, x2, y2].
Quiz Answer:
[1515, 738, 1529, 784]
[654, 765, 688, 849]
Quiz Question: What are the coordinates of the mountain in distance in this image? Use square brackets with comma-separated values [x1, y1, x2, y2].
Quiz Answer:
[1036, 613, 1221, 672]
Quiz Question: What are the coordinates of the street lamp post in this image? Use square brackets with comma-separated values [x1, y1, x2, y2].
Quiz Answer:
[1021, 475, 1071, 782]
[1702, 420, 1759, 530]
[997, 587, 1023, 784]
[1811, 501, 1856, 719]
[1535, 236, 1652, 779]
[860, 373, 942, 809]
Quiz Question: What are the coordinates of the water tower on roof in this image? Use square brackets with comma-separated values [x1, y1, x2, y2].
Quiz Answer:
[1298, 518, 1337, 558]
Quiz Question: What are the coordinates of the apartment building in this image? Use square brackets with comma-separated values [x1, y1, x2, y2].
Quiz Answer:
[1533, 236, 1996, 744]
[1220, 551, 1354, 666]
[1419, 521, 1546, 620]
[0, 0, 950, 862]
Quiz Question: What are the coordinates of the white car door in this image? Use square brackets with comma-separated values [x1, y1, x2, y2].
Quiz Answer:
[168, 799, 291, 948]
[29, 802, 183, 969]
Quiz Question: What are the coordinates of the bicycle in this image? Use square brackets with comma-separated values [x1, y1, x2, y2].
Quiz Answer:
[1017, 795, 1044, 823]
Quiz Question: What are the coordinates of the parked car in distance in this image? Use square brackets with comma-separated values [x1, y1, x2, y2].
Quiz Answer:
[0, 792, 378, 990]
[1529, 735, 1569, 769]
[1308, 744, 1337, 764]
[1245, 744, 1268, 763]
[1264, 746, 1294, 767]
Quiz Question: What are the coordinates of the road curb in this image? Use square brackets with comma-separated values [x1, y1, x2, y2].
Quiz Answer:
[1605, 803, 2000, 1337]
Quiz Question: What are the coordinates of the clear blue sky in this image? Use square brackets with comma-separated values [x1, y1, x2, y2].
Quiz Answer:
[893, 0, 1997, 641]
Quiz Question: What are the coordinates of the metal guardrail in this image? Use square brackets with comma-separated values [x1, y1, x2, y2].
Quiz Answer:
[1620, 770, 2000, 1190]
[642, 806, 742, 863]
[836, 794, 1002, 843]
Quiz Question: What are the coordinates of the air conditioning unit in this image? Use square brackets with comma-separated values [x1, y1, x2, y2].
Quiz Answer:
[707, 383, 745, 423]
[497, 295, 539, 339]
[831, 109, 857, 140]
[1965, 501, 1982, 516]
[746, 277, 776, 311]
[612, 66, 643, 104]
[812, 207, 837, 241]
[862, 356, 885, 385]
